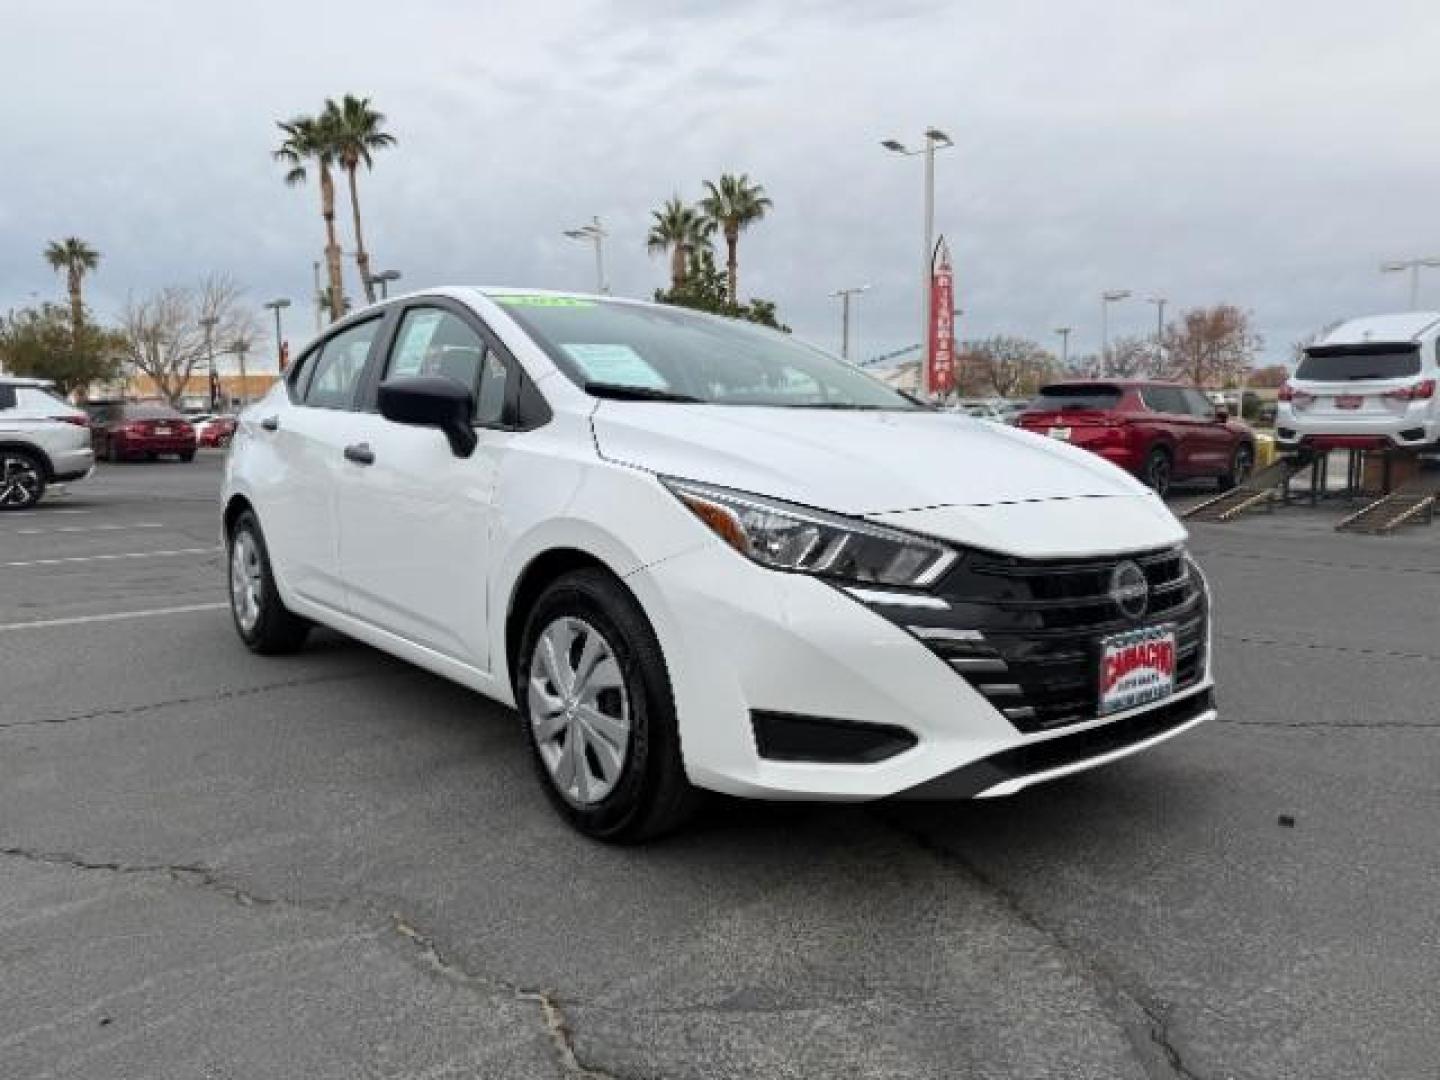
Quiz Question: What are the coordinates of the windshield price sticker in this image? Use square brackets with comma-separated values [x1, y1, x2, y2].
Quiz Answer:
[562, 343, 670, 389]
[1098, 624, 1176, 716]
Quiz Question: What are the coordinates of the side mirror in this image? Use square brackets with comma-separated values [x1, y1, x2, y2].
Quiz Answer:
[377, 376, 478, 457]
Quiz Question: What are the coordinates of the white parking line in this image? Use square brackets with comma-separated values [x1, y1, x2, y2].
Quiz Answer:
[1, 547, 218, 568]
[13, 522, 166, 535]
[0, 509, 91, 518]
[0, 603, 228, 632]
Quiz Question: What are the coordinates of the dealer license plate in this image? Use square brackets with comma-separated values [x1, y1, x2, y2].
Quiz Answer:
[1047, 426, 1072, 441]
[1098, 624, 1176, 716]
[1334, 395, 1362, 410]
[154, 426, 172, 435]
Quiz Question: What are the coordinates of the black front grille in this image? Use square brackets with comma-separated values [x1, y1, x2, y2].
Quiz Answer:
[859, 546, 1208, 734]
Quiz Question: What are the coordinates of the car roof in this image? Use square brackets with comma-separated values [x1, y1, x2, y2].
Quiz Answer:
[1039, 379, 1184, 389]
[0, 375, 56, 388]
[1319, 312, 1440, 345]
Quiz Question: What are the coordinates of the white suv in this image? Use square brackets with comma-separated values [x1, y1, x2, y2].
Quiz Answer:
[0, 377, 95, 510]
[223, 288, 1216, 840]
[1277, 312, 1440, 452]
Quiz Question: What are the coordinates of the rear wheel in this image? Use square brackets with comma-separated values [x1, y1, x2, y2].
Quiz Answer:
[516, 569, 698, 842]
[1143, 447, 1173, 498]
[0, 449, 46, 510]
[179, 450, 196, 463]
[227, 510, 310, 655]
[1219, 443, 1254, 490]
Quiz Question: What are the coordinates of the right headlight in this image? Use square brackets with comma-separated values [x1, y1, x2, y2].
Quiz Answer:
[662, 477, 957, 588]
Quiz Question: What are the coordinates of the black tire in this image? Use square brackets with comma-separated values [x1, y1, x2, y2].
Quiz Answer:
[1219, 443, 1254, 491]
[226, 510, 310, 655]
[1143, 446, 1173, 498]
[179, 450, 196, 463]
[515, 568, 699, 842]
[0, 448, 47, 511]
[106, 440, 122, 463]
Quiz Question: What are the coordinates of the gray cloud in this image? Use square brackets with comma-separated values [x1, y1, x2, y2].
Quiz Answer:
[2, 0, 1437, 367]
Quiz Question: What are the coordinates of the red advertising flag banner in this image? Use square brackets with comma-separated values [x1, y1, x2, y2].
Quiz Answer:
[929, 237, 956, 395]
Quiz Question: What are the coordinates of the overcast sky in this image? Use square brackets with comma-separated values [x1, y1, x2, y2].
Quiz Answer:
[3, 0, 1438, 371]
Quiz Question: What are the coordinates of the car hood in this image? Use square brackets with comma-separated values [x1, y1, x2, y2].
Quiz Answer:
[590, 403, 1154, 515]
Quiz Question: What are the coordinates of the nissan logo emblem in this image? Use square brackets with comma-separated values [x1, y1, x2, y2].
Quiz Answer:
[1110, 561, 1149, 619]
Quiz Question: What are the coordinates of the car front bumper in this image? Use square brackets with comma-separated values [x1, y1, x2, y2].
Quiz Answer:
[628, 542, 1215, 802]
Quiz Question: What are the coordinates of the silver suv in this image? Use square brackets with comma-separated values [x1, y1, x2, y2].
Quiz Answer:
[0, 377, 95, 510]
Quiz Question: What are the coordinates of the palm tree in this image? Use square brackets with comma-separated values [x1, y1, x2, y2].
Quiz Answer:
[274, 114, 346, 322]
[646, 197, 712, 291]
[323, 95, 396, 305]
[699, 174, 772, 304]
[43, 237, 100, 338]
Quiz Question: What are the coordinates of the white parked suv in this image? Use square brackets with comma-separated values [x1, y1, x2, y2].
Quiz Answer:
[0, 376, 95, 510]
[222, 288, 1216, 840]
[1277, 312, 1440, 452]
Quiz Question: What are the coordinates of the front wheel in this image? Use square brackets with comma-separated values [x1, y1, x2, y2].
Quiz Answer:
[0, 449, 46, 510]
[1143, 447, 1173, 498]
[1219, 443, 1254, 490]
[227, 510, 310, 655]
[516, 569, 699, 842]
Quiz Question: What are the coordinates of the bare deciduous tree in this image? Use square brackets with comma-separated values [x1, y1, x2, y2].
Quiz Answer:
[963, 335, 1057, 398]
[1103, 334, 1161, 378]
[1160, 304, 1263, 387]
[119, 274, 260, 404]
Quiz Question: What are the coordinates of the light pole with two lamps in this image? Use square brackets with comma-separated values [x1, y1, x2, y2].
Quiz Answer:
[1100, 289, 1132, 368]
[882, 128, 953, 398]
[1380, 257, 1440, 309]
[564, 216, 609, 295]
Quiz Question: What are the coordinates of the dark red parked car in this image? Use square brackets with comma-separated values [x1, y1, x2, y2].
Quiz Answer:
[86, 401, 197, 463]
[1017, 381, 1255, 496]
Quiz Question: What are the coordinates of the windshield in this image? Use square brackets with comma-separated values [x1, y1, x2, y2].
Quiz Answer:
[1028, 385, 1122, 411]
[493, 296, 919, 409]
[1296, 346, 1421, 381]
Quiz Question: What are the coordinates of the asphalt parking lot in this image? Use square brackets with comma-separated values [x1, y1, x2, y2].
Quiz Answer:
[3, 454, 1437, 1080]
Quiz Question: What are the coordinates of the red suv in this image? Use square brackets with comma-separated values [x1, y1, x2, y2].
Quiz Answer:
[1017, 380, 1255, 496]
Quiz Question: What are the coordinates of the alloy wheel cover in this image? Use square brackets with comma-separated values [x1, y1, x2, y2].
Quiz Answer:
[528, 616, 632, 806]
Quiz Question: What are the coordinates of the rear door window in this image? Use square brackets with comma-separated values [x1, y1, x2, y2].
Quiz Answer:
[1296, 347, 1421, 381]
[0, 385, 15, 411]
[1029, 386, 1122, 411]
[1140, 386, 1188, 414]
[1181, 389, 1218, 417]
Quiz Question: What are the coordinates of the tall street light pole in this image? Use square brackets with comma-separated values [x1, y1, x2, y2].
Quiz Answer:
[1054, 327, 1072, 368]
[883, 128, 953, 399]
[1101, 289, 1132, 369]
[231, 336, 251, 409]
[1145, 295, 1167, 368]
[369, 270, 401, 300]
[263, 299, 291, 370]
[564, 216, 609, 294]
[200, 315, 219, 411]
[830, 284, 870, 362]
[1380, 257, 1440, 309]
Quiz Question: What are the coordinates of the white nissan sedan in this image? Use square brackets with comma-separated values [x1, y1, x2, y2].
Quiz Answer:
[222, 288, 1216, 840]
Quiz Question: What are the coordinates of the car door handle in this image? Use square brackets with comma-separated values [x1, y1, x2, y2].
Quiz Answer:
[260, 415, 280, 432]
[343, 442, 375, 466]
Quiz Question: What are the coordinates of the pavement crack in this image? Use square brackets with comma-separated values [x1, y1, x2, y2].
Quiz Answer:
[0, 844, 278, 908]
[0, 670, 386, 730]
[871, 810, 1208, 1080]
[390, 914, 626, 1080]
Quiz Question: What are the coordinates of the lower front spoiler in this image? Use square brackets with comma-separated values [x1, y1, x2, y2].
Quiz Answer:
[896, 688, 1215, 800]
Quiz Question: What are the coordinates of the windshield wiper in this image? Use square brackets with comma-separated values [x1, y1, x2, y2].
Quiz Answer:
[784, 401, 886, 410]
[583, 382, 703, 403]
